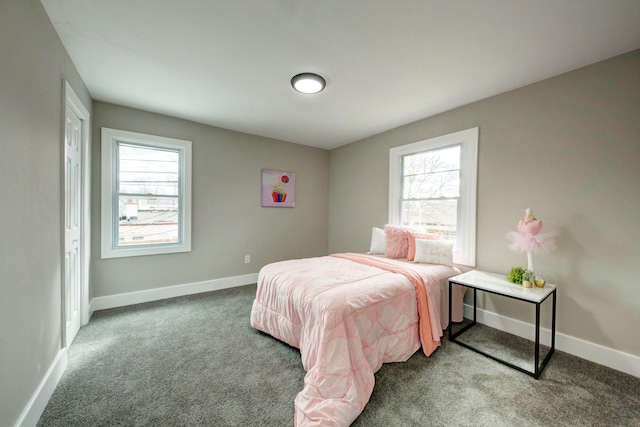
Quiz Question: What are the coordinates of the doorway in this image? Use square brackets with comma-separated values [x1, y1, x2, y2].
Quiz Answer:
[63, 81, 90, 347]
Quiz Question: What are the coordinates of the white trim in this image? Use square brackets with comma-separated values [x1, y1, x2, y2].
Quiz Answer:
[89, 273, 259, 315]
[389, 127, 478, 266]
[462, 304, 640, 378]
[15, 349, 68, 427]
[64, 81, 91, 330]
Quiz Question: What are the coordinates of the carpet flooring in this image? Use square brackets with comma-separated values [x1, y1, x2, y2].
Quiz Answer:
[37, 284, 640, 426]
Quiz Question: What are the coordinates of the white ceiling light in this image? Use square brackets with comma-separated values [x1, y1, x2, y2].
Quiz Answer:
[291, 73, 326, 94]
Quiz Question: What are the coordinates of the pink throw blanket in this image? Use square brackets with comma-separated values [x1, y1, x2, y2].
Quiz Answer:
[331, 253, 441, 356]
[250, 254, 463, 426]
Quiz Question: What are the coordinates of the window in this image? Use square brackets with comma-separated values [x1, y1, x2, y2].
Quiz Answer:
[389, 128, 478, 266]
[101, 128, 192, 258]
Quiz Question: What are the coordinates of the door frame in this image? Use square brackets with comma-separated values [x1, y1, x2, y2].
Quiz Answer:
[63, 81, 91, 346]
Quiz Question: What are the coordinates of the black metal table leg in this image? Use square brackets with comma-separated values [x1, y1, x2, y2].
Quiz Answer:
[535, 302, 541, 378]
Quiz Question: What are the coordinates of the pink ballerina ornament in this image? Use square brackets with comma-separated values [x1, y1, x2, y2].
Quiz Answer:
[506, 208, 556, 272]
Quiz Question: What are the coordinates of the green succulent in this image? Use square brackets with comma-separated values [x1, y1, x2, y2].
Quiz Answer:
[507, 266, 525, 284]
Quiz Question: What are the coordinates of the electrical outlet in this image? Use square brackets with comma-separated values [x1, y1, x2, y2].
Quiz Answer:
[244, 255, 251, 264]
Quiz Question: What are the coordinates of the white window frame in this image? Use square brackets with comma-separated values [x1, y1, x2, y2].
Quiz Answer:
[389, 127, 478, 266]
[101, 127, 192, 259]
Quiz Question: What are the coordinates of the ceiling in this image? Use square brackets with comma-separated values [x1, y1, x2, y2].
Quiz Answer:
[41, 1, 640, 150]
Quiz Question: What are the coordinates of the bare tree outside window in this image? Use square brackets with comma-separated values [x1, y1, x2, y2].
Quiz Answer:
[401, 145, 461, 240]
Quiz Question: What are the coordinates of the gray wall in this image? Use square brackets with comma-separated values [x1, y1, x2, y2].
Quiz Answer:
[0, 1, 92, 426]
[91, 102, 329, 298]
[329, 50, 640, 357]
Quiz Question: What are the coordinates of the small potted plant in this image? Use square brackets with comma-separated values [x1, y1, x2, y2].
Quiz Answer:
[507, 266, 525, 284]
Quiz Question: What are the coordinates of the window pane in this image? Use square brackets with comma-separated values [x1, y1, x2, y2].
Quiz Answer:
[117, 196, 179, 246]
[403, 145, 460, 199]
[401, 199, 457, 240]
[403, 145, 460, 174]
[118, 143, 179, 196]
[403, 170, 459, 199]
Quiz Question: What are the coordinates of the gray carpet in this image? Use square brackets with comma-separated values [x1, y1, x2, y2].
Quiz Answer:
[38, 284, 640, 426]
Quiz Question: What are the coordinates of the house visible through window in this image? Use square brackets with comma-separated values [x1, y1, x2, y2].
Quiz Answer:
[101, 128, 192, 259]
[117, 143, 180, 246]
[389, 128, 478, 266]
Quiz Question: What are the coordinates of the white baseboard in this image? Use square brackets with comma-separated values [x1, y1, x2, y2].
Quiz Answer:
[463, 304, 640, 378]
[89, 273, 259, 316]
[15, 348, 67, 427]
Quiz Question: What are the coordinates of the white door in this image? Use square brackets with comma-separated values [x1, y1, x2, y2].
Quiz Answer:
[64, 103, 82, 346]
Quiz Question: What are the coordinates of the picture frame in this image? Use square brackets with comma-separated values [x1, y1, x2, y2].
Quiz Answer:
[261, 169, 295, 208]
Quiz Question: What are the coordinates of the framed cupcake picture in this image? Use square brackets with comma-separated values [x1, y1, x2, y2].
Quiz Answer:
[261, 169, 295, 208]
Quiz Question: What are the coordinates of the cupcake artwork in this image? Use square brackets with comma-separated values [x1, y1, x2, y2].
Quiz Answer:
[272, 175, 288, 202]
[262, 169, 295, 207]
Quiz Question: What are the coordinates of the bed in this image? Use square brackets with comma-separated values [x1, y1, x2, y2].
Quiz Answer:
[250, 246, 466, 426]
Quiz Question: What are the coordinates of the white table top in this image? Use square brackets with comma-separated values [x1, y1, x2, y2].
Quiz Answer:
[449, 270, 556, 303]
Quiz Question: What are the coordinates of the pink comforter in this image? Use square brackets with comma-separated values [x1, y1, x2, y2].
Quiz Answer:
[250, 254, 464, 426]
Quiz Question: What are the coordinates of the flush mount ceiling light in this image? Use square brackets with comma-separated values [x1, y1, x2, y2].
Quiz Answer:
[291, 73, 326, 94]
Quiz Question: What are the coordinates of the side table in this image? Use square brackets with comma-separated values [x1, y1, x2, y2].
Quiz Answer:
[448, 270, 556, 379]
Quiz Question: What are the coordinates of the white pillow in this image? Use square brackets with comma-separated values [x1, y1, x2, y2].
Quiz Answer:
[368, 227, 386, 254]
[414, 239, 454, 266]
